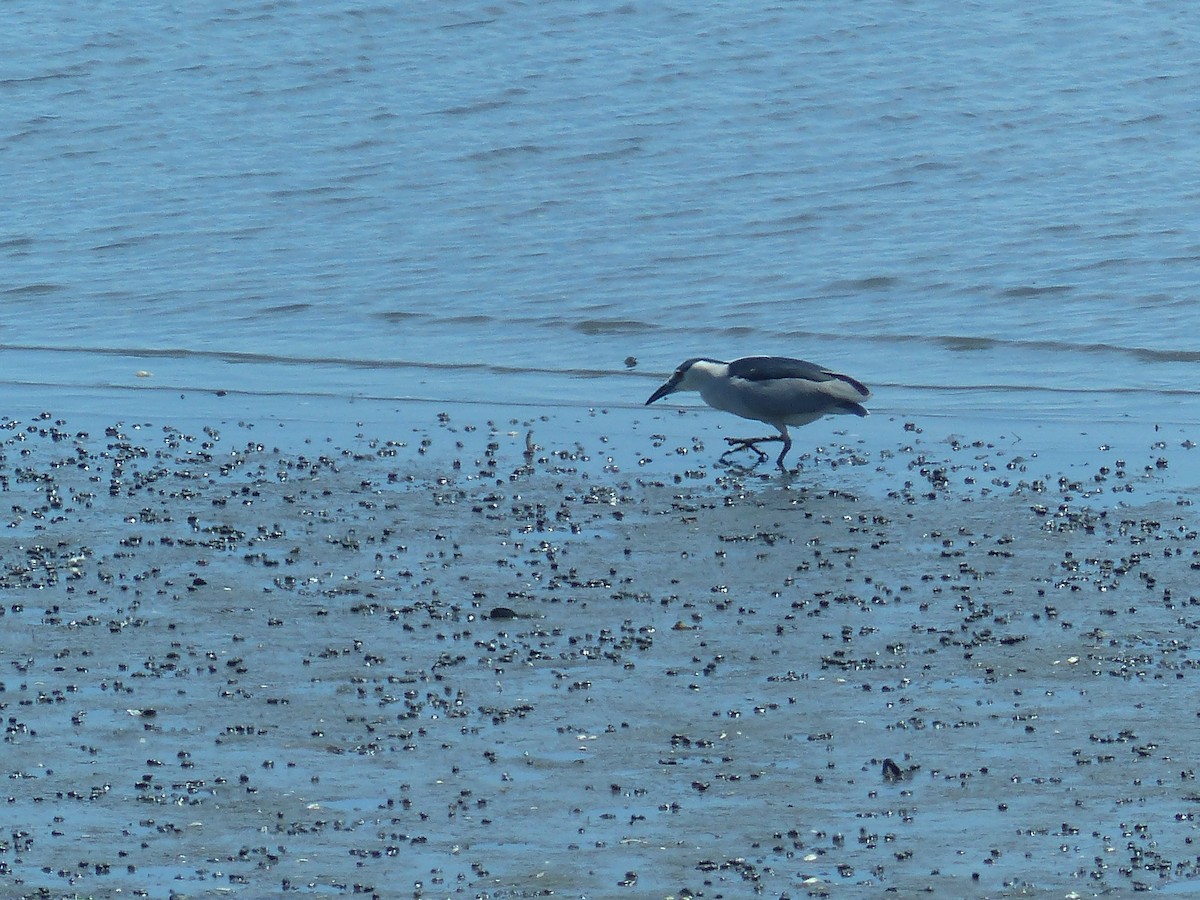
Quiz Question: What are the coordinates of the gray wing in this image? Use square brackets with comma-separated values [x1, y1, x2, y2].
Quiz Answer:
[728, 356, 869, 398]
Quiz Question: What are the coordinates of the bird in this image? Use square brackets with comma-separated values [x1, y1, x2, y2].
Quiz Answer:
[645, 356, 870, 470]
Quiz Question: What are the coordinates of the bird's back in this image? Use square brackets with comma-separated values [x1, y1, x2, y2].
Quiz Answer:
[726, 356, 870, 400]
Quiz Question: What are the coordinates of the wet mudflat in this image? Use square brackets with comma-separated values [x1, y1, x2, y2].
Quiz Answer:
[3, 409, 1200, 899]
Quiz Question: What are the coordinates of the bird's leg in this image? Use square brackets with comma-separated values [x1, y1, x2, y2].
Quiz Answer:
[721, 434, 784, 463]
[774, 425, 793, 471]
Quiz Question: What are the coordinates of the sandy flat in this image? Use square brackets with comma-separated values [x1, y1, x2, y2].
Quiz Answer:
[2, 408, 1199, 899]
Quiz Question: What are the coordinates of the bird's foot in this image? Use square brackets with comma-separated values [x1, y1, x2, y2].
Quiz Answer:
[721, 435, 782, 463]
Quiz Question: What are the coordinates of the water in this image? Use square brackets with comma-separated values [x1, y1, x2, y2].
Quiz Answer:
[7, 6, 1200, 896]
[5, 0, 1200, 438]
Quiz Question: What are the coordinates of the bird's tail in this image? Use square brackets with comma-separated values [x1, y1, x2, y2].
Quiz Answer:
[829, 371, 871, 399]
[832, 400, 869, 417]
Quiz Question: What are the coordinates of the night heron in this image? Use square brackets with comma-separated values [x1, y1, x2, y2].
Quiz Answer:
[645, 355, 870, 470]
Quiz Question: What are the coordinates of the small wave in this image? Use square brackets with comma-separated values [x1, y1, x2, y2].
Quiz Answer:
[0, 341, 629, 380]
[999, 284, 1074, 299]
[1036, 223, 1083, 235]
[90, 238, 148, 252]
[718, 325, 1200, 368]
[1069, 257, 1133, 272]
[0, 70, 77, 86]
[939, 336, 998, 352]
[716, 325, 759, 338]
[375, 310, 425, 324]
[443, 314, 494, 325]
[439, 17, 499, 30]
[3, 283, 65, 296]
[260, 303, 313, 315]
[930, 334, 1200, 365]
[567, 141, 643, 164]
[572, 319, 655, 336]
[896, 381, 1200, 399]
[460, 143, 546, 162]
[433, 97, 512, 117]
[826, 276, 899, 292]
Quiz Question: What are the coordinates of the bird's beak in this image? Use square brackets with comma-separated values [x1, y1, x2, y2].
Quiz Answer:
[646, 379, 676, 405]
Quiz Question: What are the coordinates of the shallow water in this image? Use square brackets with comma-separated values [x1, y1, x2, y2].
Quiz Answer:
[5, 0, 1200, 434]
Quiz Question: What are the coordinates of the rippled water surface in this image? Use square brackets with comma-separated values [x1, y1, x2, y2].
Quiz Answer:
[5, 1, 1200, 430]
